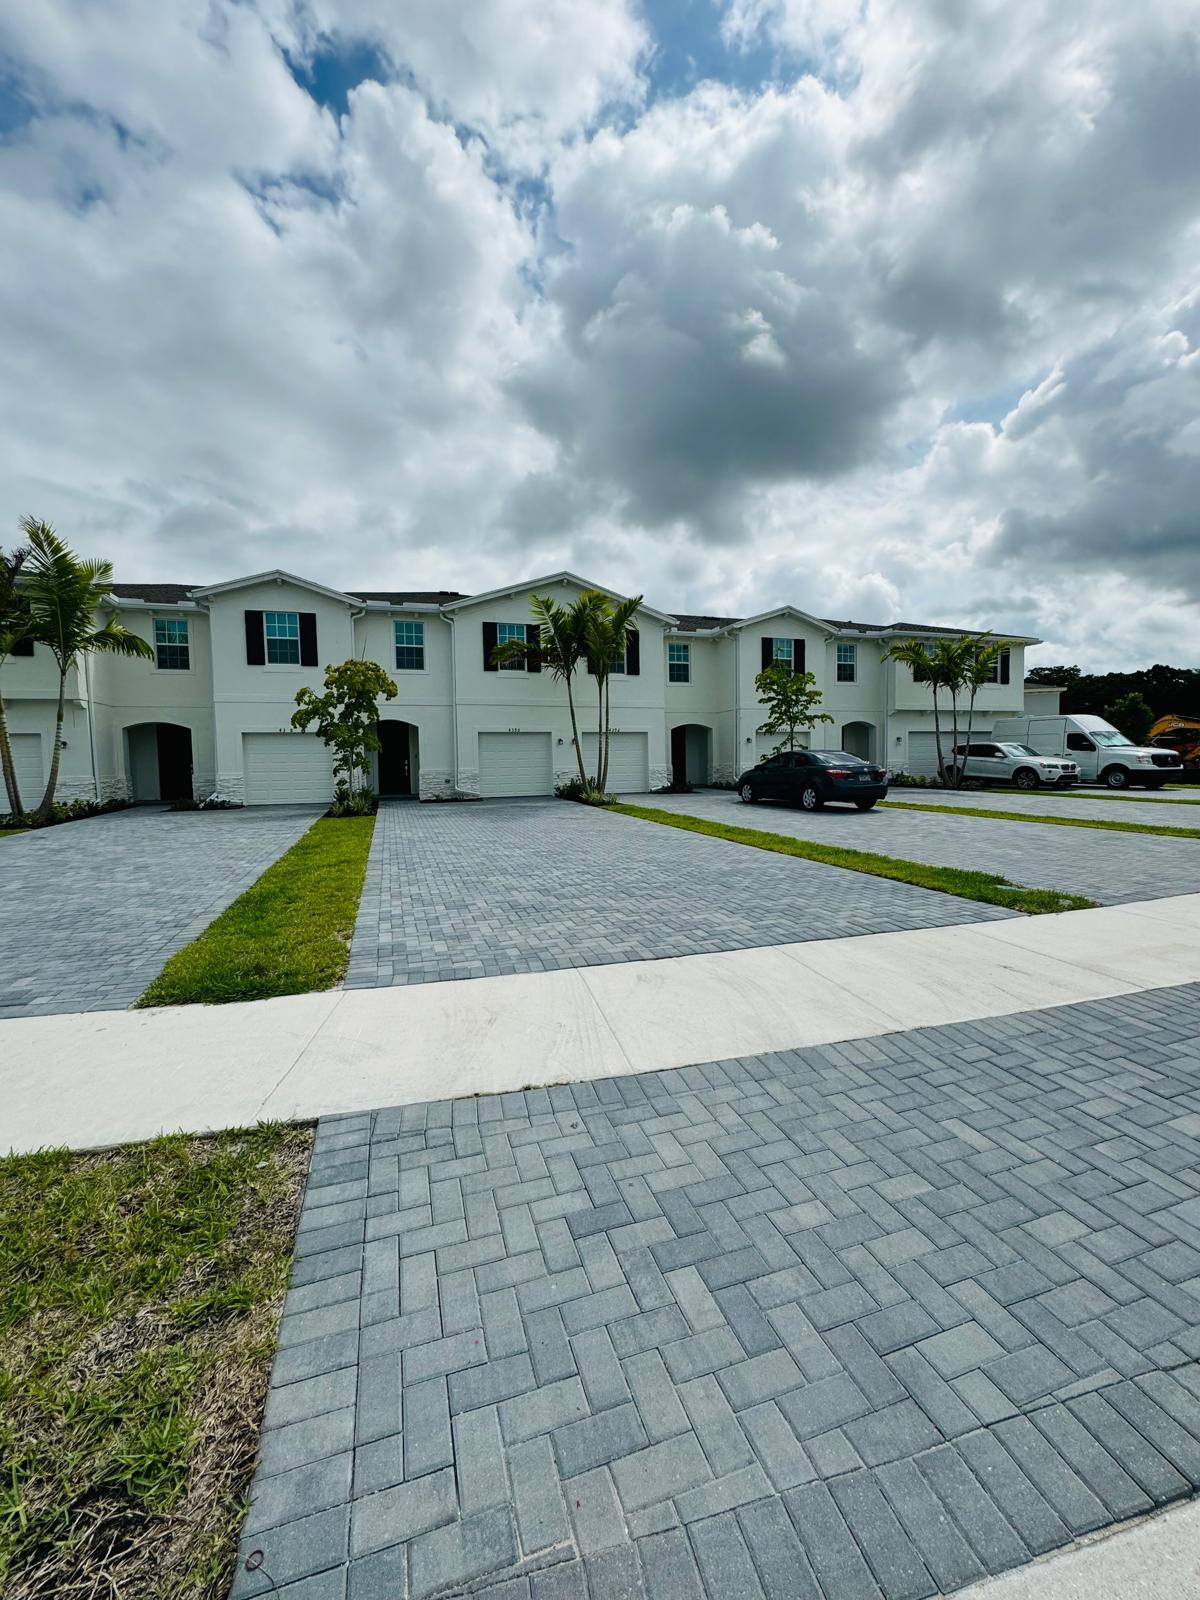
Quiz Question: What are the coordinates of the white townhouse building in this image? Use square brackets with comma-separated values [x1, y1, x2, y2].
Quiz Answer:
[4, 569, 1041, 806]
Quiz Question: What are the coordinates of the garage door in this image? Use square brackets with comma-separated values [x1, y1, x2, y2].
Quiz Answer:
[242, 733, 334, 804]
[478, 732, 553, 797]
[582, 732, 650, 794]
[8, 733, 42, 810]
[906, 731, 990, 777]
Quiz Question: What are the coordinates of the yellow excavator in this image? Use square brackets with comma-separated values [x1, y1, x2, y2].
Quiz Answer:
[1150, 715, 1200, 778]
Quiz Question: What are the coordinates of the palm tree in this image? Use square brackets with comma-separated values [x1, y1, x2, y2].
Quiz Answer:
[959, 637, 1005, 786]
[886, 634, 983, 786]
[22, 517, 153, 820]
[0, 542, 32, 816]
[582, 594, 642, 792]
[490, 591, 604, 789]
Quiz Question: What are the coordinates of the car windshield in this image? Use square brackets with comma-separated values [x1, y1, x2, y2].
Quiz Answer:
[1090, 729, 1133, 747]
[1000, 744, 1040, 756]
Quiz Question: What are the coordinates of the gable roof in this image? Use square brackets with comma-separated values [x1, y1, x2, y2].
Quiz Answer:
[189, 569, 362, 605]
[441, 571, 676, 625]
[349, 590, 467, 606]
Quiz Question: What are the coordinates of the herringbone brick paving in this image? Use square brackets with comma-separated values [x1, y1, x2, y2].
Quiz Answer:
[345, 799, 1014, 989]
[234, 984, 1200, 1599]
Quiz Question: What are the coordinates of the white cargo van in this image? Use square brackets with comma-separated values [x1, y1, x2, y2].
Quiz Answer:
[990, 714, 1182, 789]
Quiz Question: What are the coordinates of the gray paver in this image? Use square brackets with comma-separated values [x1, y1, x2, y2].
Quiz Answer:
[345, 797, 1014, 990]
[236, 984, 1200, 1599]
[0, 803, 321, 1017]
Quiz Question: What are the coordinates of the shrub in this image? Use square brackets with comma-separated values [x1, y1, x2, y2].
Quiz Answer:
[328, 781, 378, 818]
[888, 771, 984, 791]
[654, 777, 694, 794]
[1, 796, 132, 829]
[554, 777, 616, 805]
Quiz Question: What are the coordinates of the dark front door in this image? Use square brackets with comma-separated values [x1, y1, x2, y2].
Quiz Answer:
[670, 726, 687, 786]
[156, 725, 193, 802]
[377, 723, 411, 796]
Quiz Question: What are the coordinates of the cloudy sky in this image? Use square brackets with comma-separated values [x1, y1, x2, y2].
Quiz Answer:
[1, 0, 1198, 668]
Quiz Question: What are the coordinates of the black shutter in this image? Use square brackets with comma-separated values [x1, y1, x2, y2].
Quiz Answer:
[626, 629, 640, 676]
[525, 623, 541, 673]
[11, 633, 34, 657]
[245, 610, 265, 665]
[999, 647, 1011, 685]
[761, 637, 773, 670]
[483, 620, 498, 671]
[793, 639, 805, 675]
[299, 612, 318, 667]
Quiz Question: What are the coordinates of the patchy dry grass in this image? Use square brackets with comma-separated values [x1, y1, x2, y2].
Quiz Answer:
[0, 1124, 311, 1599]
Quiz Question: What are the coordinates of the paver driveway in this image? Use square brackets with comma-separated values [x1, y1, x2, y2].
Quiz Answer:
[884, 787, 1200, 828]
[235, 981, 1200, 1600]
[345, 799, 1013, 989]
[0, 804, 321, 1017]
[647, 790, 1200, 906]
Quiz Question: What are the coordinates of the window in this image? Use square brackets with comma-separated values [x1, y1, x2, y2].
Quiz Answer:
[609, 642, 627, 675]
[667, 642, 690, 683]
[836, 642, 857, 683]
[1066, 732, 1096, 752]
[394, 620, 425, 671]
[265, 611, 300, 664]
[154, 617, 190, 670]
[772, 638, 794, 668]
[496, 621, 527, 670]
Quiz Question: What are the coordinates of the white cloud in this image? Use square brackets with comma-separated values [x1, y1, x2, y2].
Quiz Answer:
[0, 0, 1196, 669]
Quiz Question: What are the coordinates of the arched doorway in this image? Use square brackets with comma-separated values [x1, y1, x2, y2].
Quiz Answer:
[124, 722, 194, 803]
[841, 721, 874, 762]
[670, 724, 712, 787]
[376, 720, 419, 797]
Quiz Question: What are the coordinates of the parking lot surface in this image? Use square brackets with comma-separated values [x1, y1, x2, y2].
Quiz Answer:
[234, 981, 1200, 1600]
[0, 804, 321, 1017]
[648, 790, 1200, 906]
[345, 799, 1012, 990]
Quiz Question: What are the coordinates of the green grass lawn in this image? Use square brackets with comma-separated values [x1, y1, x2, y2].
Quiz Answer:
[880, 799, 1200, 839]
[0, 827, 27, 838]
[0, 1123, 311, 1599]
[893, 785, 1200, 805]
[138, 814, 375, 1007]
[614, 803, 1094, 914]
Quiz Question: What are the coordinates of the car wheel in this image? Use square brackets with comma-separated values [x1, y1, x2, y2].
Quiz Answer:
[800, 784, 822, 811]
[1013, 768, 1040, 790]
[739, 782, 757, 803]
[854, 798, 877, 811]
[1101, 765, 1129, 789]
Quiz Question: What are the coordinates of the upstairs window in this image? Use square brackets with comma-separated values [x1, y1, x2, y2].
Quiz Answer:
[394, 620, 425, 671]
[668, 642, 690, 683]
[265, 610, 300, 665]
[836, 642, 857, 683]
[154, 617, 190, 670]
[496, 622, 527, 670]
[772, 638, 794, 668]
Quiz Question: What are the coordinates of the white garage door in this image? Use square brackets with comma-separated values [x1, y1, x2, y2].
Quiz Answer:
[906, 728, 994, 777]
[478, 732, 553, 797]
[243, 733, 334, 804]
[582, 732, 650, 794]
[9, 733, 42, 810]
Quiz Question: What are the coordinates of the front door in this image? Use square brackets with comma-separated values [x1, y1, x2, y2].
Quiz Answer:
[377, 724, 411, 796]
[156, 725, 193, 803]
[670, 726, 688, 787]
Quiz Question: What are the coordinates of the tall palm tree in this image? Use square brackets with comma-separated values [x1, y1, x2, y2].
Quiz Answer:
[22, 517, 153, 820]
[583, 594, 642, 792]
[885, 634, 978, 786]
[0, 541, 32, 815]
[959, 637, 1005, 786]
[491, 591, 604, 788]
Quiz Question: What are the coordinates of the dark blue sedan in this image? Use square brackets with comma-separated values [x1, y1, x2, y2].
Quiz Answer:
[736, 749, 890, 811]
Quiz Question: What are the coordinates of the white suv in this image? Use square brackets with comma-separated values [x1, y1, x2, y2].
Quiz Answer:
[952, 742, 1079, 789]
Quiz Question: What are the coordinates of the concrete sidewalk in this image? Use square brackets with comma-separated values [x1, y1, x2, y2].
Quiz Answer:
[3, 892, 1199, 1155]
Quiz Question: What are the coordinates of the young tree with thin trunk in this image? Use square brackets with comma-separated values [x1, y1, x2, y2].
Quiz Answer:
[0, 542, 32, 816]
[22, 518, 153, 820]
[754, 663, 833, 754]
[960, 637, 1005, 784]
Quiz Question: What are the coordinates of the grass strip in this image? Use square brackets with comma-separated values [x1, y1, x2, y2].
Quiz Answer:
[0, 1123, 312, 1599]
[138, 814, 375, 1006]
[880, 799, 1200, 840]
[613, 802, 1093, 914]
[893, 786, 1200, 805]
[0, 827, 27, 838]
